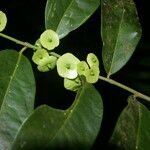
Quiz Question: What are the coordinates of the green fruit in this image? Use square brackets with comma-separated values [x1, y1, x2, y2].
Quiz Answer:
[77, 61, 89, 76]
[0, 11, 7, 32]
[57, 53, 80, 79]
[37, 56, 57, 72]
[32, 49, 49, 66]
[64, 77, 82, 92]
[85, 66, 100, 83]
[40, 29, 59, 50]
[87, 53, 99, 67]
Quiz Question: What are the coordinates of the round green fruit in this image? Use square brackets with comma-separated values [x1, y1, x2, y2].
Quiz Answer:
[57, 53, 80, 79]
[0, 11, 7, 32]
[87, 53, 99, 67]
[85, 66, 100, 83]
[77, 61, 89, 76]
[32, 49, 49, 66]
[40, 29, 59, 50]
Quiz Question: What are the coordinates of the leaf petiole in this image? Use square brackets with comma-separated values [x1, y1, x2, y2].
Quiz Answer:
[19, 47, 27, 54]
[0, 32, 60, 58]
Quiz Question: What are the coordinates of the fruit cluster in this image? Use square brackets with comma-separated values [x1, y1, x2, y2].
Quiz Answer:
[0, 11, 100, 92]
[32, 29, 100, 91]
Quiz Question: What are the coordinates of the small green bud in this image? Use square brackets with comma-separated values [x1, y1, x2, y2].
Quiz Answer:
[64, 77, 82, 92]
[87, 53, 99, 67]
[77, 61, 89, 76]
[32, 49, 49, 66]
[57, 53, 80, 79]
[0, 11, 7, 32]
[40, 29, 59, 50]
[35, 39, 42, 49]
[85, 66, 100, 83]
[37, 65, 49, 72]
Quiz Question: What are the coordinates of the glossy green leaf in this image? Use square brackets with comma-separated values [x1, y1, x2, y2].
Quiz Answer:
[110, 96, 150, 150]
[0, 50, 35, 150]
[101, 0, 142, 76]
[12, 83, 103, 150]
[45, 0, 100, 39]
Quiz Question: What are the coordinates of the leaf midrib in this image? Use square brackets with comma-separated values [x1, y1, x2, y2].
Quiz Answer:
[108, 0, 125, 76]
[47, 85, 86, 145]
[56, 0, 74, 32]
[56, 0, 100, 35]
[46, 0, 100, 38]
[45, 0, 74, 32]
[0, 52, 22, 111]
[135, 103, 142, 149]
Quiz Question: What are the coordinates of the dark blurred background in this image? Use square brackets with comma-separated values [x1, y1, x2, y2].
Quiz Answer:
[0, 0, 150, 149]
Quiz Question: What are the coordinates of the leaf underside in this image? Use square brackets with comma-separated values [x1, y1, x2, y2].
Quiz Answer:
[0, 50, 35, 150]
[101, 0, 142, 76]
[45, 0, 100, 39]
[110, 96, 150, 150]
[12, 83, 103, 150]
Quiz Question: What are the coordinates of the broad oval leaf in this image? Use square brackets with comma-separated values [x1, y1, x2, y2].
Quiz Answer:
[101, 0, 142, 76]
[110, 96, 150, 150]
[12, 83, 103, 150]
[0, 50, 35, 150]
[45, 0, 100, 39]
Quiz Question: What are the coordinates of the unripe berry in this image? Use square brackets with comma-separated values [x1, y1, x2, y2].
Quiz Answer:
[32, 49, 49, 66]
[87, 53, 99, 67]
[77, 61, 89, 76]
[57, 53, 80, 79]
[85, 66, 100, 83]
[40, 29, 59, 50]
[0, 11, 7, 32]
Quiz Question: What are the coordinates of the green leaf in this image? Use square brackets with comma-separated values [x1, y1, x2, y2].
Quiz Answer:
[110, 96, 150, 150]
[12, 83, 103, 150]
[45, 0, 100, 39]
[101, 0, 142, 76]
[0, 50, 35, 150]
